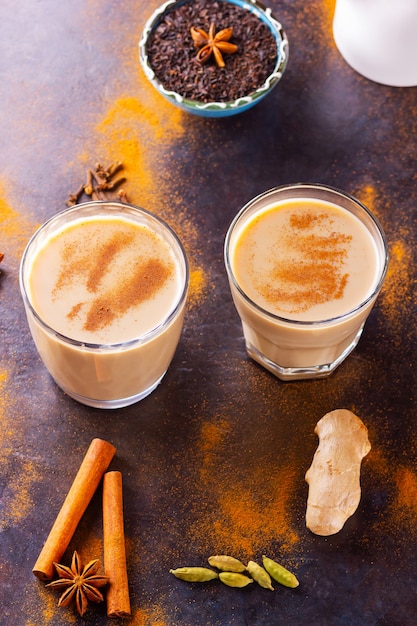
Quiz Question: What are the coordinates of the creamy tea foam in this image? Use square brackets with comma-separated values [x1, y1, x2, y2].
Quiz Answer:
[29, 216, 182, 343]
[231, 198, 380, 322]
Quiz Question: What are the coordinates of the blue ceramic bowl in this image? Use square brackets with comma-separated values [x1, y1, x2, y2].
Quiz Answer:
[139, 0, 289, 118]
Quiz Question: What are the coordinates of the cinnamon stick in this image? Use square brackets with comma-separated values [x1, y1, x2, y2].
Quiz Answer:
[33, 438, 116, 581]
[103, 471, 131, 618]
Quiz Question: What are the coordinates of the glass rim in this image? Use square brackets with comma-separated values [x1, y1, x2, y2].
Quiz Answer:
[224, 182, 389, 327]
[19, 200, 190, 350]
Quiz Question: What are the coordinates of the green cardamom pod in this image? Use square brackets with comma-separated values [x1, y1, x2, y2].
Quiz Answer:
[219, 572, 254, 588]
[246, 560, 274, 590]
[208, 555, 246, 572]
[169, 567, 218, 582]
[262, 556, 299, 588]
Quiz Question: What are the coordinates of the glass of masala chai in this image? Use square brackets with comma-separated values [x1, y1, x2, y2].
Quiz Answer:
[224, 183, 388, 380]
[20, 201, 189, 408]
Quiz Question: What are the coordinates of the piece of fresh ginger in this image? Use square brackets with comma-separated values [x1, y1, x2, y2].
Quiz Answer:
[305, 409, 371, 536]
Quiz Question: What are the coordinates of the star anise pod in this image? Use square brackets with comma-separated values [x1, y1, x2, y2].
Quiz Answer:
[190, 23, 238, 68]
[46, 551, 109, 616]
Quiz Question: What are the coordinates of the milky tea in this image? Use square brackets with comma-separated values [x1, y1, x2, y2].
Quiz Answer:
[20, 202, 189, 408]
[224, 184, 388, 380]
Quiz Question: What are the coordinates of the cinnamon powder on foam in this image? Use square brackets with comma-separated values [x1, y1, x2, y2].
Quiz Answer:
[59, 228, 174, 332]
[262, 210, 351, 314]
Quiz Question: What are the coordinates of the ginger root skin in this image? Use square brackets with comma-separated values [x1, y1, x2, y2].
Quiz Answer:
[305, 409, 371, 536]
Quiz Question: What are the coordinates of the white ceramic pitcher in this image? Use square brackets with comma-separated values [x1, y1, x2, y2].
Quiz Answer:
[333, 0, 417, 87]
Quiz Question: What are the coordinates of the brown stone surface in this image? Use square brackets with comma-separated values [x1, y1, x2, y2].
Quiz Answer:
[1, 0, 417, 624]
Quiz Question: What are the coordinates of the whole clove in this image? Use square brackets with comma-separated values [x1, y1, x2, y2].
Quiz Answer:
[66, 161, 129, 207]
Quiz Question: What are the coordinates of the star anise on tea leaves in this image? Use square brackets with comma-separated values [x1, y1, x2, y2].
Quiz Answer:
[190, 23, 238, 67]
[46, 551, 108, 616]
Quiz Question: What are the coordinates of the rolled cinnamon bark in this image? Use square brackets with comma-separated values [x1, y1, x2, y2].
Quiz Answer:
[33, 438, 116, 581]
[103, 471, 131, 618]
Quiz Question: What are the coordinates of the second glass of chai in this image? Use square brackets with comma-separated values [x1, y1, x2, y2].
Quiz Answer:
[224, 183, 389, 380]
[20, 201, 189, 408]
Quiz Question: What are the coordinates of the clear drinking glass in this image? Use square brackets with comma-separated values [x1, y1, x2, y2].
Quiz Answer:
[20, 201, 189, 408]
[224, 184, 389, 380]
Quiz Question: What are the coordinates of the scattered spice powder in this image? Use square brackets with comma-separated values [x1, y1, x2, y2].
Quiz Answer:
[366, 449, 417, 541]
[188, 266, 207, 308]
[129, 606, 170, 626]
[0, 368, 42, 533]
[355, 184, 379, 213]
[186, 413, 300, 559]
[322, 0, 336, 40]
[356, 184, 414, 348]
[379, 235, 413, 346]
[95, 95, 185, 200]
[0, 366, 58, 623]
[1, 459, 38, 531]
[395, 467, 417, 514]
[33, 584, 69, 625]
[0, 184, 58, 619]
[0, 180, 38, 261]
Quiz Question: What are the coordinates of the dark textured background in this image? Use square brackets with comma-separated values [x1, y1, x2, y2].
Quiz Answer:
[0, 1, 416, 624]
